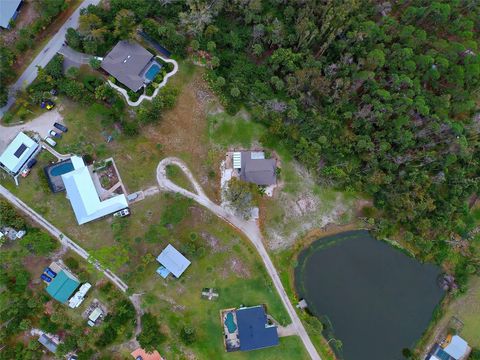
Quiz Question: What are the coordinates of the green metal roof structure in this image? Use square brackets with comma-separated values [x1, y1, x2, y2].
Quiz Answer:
[46, 270, 79, 303]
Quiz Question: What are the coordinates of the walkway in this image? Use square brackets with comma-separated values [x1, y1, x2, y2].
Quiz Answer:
[156, 157, 321, 360]
[0, 184, 128, 293]
[107, 55, 179, 107]
[0, 0, 102, 117]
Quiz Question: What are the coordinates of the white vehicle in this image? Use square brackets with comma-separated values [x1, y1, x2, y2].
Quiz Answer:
[113, 208, 130, 217]
[44, 137, 57, 147]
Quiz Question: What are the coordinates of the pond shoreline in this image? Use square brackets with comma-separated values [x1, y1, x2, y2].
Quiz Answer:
[294, 230, 445, 360]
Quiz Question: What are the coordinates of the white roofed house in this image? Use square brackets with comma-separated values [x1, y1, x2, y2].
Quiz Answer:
[61, 156, 128, 225]
[0, 132, 39, 184]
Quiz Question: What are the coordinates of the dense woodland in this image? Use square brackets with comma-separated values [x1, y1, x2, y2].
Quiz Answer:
[2, 1, 480, 279]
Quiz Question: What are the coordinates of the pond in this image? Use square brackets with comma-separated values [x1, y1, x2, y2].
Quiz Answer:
[295, 230, 444, 360]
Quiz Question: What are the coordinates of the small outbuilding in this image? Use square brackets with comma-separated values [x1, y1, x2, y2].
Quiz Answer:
[156, 244, 191, 278]
[38, 334, 58, 353]
[46, 269, 80, 304]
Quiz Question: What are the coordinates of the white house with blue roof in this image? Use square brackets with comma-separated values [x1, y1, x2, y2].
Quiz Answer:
[0, 132, 39, 182]
[61, 156, 128, 225]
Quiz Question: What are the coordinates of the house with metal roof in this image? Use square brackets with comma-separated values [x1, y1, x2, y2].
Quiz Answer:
[61, 156, 128, 225]
[156, 244, 191, 278]
[235, 305, 279, 351]
[0, 132, 39, 179]
[131, 348, 164, 360]
[101, 41, 155, 92]
[0, 0, 22, 29]
[427, 335, 471, 360]
[38, 334, 58, 353]
[46, 270, 80, 304]
[238, 151, 276, 186]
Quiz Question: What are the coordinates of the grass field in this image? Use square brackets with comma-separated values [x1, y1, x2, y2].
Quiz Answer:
[0, 64, 319, 359]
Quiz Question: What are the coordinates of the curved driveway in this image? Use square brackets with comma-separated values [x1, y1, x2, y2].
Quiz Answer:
[156, 157, 321, 360]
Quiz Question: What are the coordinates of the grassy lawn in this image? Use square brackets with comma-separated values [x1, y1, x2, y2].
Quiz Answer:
[166, 163, 195, 193]
[127, 199, 296, 359]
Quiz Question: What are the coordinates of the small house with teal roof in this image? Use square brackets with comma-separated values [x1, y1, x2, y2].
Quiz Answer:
[46, 270, 80, 303]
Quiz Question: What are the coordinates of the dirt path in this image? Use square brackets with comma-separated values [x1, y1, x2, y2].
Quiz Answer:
[156, 157, 322, 360]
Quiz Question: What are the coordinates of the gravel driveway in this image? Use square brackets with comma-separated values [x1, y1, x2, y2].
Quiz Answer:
[0, 109, 63, 152]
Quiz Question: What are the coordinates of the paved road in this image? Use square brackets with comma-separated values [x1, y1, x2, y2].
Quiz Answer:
[156, 158, 322, 360]
[0, 0, 102, 117]
[0, 184, 128, 293]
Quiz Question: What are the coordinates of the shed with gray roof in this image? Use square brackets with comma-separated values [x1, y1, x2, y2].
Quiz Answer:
[239, 152, 276, 186]
[38, 334, 58, 353]
[101, 41, 154, 91]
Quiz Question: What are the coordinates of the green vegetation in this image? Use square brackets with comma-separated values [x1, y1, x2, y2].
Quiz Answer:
[166, 164, 195, 192]
[0, 0, 71, 106]
[0, 202, 134, 358]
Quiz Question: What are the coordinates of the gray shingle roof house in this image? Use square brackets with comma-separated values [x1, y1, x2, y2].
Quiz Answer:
[239, 151, 276, 186]
[0, 0, 22, 29]
[101, 41, 154, 91]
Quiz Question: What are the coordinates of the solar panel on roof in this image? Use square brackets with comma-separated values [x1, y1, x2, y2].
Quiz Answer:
[14, 144, 27, 158]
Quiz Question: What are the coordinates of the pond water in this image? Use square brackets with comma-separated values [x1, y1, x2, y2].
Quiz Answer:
[295, 230, 444, 360]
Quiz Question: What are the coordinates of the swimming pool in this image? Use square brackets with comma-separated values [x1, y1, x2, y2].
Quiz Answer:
[144, 63, 162, 81]
[50, 161, 74, 176]
[225, 312, 237, 334]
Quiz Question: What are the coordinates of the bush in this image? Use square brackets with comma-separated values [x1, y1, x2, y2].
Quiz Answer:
[180, 326, 197, 345]
[137, 313, 166, 352]
[64, 257, 80, 270]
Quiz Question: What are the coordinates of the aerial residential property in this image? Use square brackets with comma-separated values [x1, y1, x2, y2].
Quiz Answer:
[427, 335, 471, 360]
[0, 0, 22, 29]
[0, 132, 39, 183]
[237, 151, 277, 186]
[101, 41, 161, 92]
[45, 268, 80, 304]
[45, 155, 129, 225]
[221, 305, 279, 352]
[1, 0, 480, 359]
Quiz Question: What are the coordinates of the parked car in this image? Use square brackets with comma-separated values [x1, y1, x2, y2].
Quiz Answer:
[44, 137, 56, 147]
[53, 122, 68, 132]
[44, 267, 57, 278]
[113, 208, 130, 217]
[41, 99, 55, 110]
[41, 274, 52, 283]
[21, 168, 31, 177]
[49, 130, 62, 138]
[27, 158, 37, 168]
